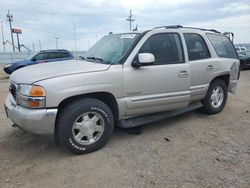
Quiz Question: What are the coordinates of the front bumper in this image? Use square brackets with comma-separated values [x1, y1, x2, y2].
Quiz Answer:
[4, 94, 57, 140]
[3, 67, 11, 74]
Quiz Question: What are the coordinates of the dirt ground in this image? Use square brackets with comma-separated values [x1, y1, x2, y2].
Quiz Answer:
[0, 64, 249, 188]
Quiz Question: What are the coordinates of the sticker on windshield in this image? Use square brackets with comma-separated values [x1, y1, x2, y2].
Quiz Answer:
[120, 34, 136, 39]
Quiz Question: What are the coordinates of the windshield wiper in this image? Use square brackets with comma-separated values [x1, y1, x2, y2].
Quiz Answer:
[86, 56, 111, 64]
[86, 56, 104, 62]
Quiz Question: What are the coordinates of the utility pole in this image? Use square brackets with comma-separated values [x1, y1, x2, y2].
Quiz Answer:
[73, 23, 77, 52]
[6, 10, 15, 52]
[126, 10, 135, 31]
[39, 40, 42, 50]
[54, 37, 59, 49]
[32, 43, 35, 52]
[1, 21, 6, 52]
[16, 32, 20, 52]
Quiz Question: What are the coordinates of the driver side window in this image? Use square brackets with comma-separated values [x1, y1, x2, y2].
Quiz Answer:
[139, 33, 184, 65]
[33, 53, 45, 61]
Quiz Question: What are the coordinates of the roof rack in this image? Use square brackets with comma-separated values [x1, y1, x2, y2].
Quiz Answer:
[153, 25, 221, 34]
[153, 25, 183, 29]
[184, 27, 221, 34]
[40, 49, 69, 52]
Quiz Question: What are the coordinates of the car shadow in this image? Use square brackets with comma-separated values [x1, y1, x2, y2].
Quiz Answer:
[1, 109, 206, 158]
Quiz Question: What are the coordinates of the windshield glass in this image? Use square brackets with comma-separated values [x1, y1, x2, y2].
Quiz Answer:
[84, 33, 140, 64]
[25, 52, 37, 60]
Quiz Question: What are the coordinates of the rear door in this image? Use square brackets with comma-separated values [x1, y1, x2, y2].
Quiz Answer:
[123, 32, 191, 117]
[183, 33, 214, 102]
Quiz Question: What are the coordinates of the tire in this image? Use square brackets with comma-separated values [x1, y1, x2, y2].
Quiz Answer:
[240, 60, 245, 70]
[202, 79, 228, 115]
[56, 98, 114, 154]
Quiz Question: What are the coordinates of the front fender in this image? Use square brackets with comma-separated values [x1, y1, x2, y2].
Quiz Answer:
[35, 68, 124, 108]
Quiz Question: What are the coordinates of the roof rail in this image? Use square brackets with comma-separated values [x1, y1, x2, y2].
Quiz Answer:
[153, 25, 183, 29]
[183, 27, 221, 34]
[152, 25, 221, 34]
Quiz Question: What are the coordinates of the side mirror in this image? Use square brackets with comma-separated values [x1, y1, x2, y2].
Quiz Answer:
[132, 53, 155, 68]
[32, 58, 36, 62]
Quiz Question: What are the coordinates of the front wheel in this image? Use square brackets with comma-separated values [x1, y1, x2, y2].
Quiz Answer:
[56, 98, 114, 154]
[202, 79, 228, 115]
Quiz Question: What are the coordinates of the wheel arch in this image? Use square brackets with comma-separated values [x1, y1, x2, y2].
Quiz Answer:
[211, 74, 230, 87]
[57, 92, 119, 122]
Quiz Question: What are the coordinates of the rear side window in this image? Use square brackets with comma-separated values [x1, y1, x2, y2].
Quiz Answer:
[184, 33, 210, 61]
[47, 52, 70, 59]
[60, 52, 71, 58]
[139, 33, 184, 65]
[206, 33, 238, 59]
[47, 52, 58, 59]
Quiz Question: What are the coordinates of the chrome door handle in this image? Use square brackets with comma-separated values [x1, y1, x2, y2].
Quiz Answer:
[178, 70, 189, 77]
[207, 65, 214, 71]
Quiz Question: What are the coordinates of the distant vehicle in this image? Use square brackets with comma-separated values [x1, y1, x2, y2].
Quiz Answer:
[238, 51, 250, 70]
[3, 49, 74, 74]
[235, 46, 246, 52]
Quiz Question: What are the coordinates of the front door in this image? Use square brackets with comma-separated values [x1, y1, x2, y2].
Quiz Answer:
[123, 32, 191, 117]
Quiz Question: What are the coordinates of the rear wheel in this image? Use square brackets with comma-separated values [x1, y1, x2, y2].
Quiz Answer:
[202, 79, 228, 115]
[56, 98, 114, 154]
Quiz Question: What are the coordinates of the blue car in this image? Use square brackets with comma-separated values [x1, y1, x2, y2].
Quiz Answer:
[3, 49, 74, 74]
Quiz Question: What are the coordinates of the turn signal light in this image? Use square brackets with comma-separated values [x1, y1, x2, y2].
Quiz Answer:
[30, 86, 45, 97]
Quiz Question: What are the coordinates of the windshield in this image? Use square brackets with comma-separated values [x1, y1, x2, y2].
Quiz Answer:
[84, 33, 140, 64]
[25, 52, 37, 60]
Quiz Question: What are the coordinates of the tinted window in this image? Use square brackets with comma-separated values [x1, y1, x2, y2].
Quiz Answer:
[184, 33, 210, 61]
[139, 33, 184, 65]
[206, 34, 238, 59]
[32, 53, 46, 61]
[47, 52, 70, 59]
[61, 52, 71, 58]
[46, 52, 55, 59]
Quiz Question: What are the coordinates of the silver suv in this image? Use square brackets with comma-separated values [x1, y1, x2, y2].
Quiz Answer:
[4, 25, 240, 154]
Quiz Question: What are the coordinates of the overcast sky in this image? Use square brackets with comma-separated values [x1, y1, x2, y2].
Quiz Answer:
[0, 0, 249, 52]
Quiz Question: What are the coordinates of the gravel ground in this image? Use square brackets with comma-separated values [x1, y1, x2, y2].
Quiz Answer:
[0, 65, 250, 188]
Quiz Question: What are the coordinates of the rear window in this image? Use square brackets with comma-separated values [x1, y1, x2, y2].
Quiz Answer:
[206, 33, 238, 59]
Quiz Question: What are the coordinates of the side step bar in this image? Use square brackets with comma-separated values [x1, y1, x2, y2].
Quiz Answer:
[117, 102, 203, 128]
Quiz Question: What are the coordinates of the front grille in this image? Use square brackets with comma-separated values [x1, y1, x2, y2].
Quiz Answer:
[9, 83, 17, 101]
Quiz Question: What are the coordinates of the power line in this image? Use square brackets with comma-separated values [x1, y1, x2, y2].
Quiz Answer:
[0, 8, 118, 17]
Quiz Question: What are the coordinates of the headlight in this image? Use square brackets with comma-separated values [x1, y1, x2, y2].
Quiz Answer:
[17, 84, 46, 108]
[4, 64, 12, 68]
[19, 84, 45, 97]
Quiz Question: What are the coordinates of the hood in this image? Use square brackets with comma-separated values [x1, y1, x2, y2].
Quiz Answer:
[11, 60, 34, 66]
[10, 59, 110, 84]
